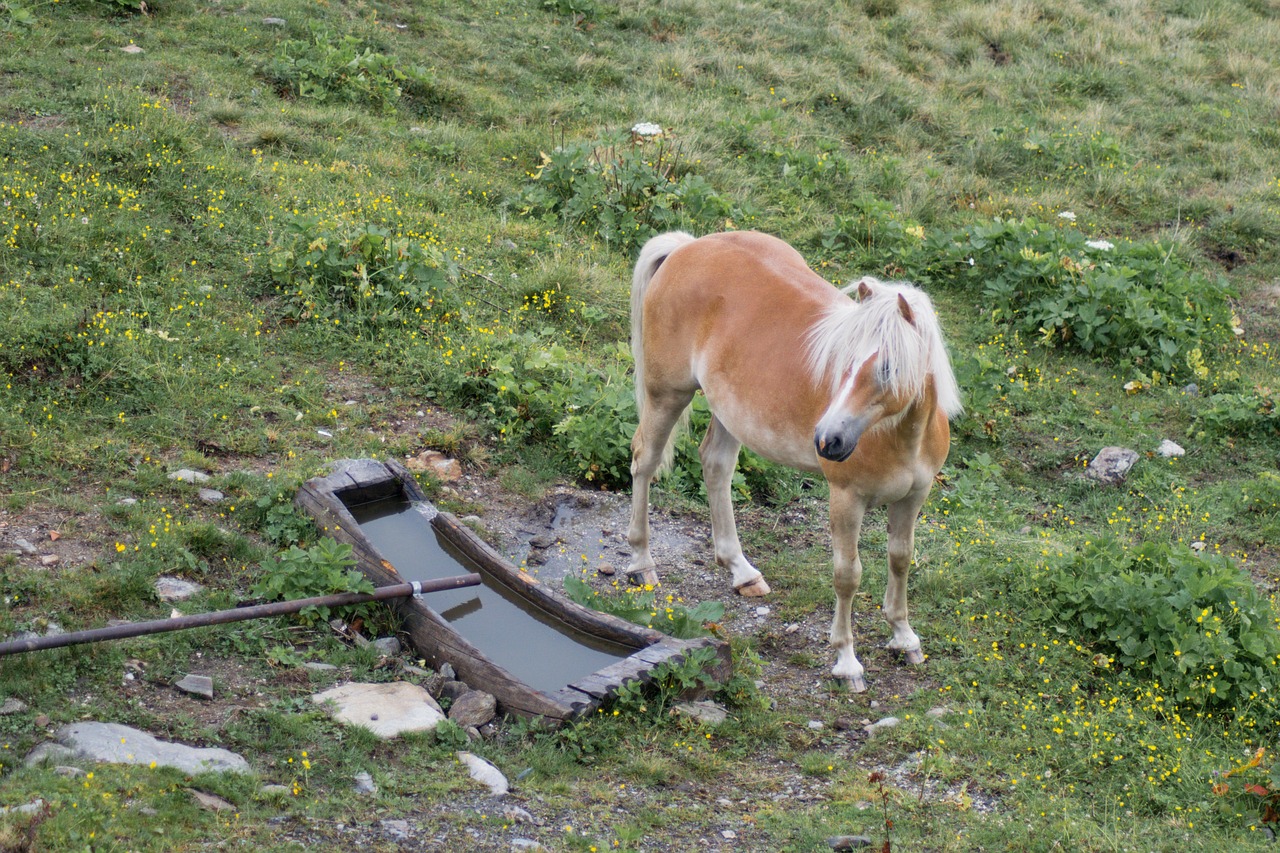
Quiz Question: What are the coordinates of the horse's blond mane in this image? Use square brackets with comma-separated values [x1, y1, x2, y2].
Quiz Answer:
[805, 278, 963, 418]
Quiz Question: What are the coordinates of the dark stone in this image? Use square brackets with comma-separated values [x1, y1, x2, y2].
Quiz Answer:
[439, 680, 470, 702]
[448, 690, 497, 728]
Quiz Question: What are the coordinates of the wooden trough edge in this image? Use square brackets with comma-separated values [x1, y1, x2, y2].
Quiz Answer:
[295, 458, 732, 723]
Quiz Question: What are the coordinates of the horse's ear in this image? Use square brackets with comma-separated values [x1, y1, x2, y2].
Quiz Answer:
[856, 279, 874, 301]
[897, 293, 915, 324]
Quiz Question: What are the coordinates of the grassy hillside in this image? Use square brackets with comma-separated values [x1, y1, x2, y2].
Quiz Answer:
[3, 0, 1280, 849]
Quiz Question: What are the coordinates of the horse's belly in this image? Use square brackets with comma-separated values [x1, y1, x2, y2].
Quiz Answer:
[707, 394, 824, 473]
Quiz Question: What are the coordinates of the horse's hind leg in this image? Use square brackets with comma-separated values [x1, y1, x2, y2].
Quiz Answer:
[883, 492, 928, 664]
[627, 389, 694, 585]
[828, 484, 867, 691]
[700, 416, 769, 596]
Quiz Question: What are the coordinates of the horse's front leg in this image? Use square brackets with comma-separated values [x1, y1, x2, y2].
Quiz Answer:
[700, 416, 769, 596]
[883, 491, 929, 664]
[828, 485, 867, 691]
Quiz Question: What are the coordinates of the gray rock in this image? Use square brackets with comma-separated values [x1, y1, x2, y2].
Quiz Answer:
[439, 662, 456, 679]
[312, 681, 445, 740]
[353, 771, 378, 795]
[457, 751, 508, 795]
[807, 719, 824, 730]
[24, 742, 77, 767]
[864, 716, 901, 735]
[380, 818, 410, 839]
[670, 700, 728, 726]
[1157, 439, 1186, 458]
[503, 805, 536, 825]
[168, 468, 211, 484]
[439, 680, 470, 702]
[827, 836, 873, 851]
[197, 488, 224, 504]
[372, 637, 401, 656]
[262, 17, 286, 26]
[175, 674, 214, 699]
[1181, 383, 1200, 397]
[1084, 447, 1139, 484]
[13, 538, 37, 555]
[155, 577, 203, 602]
[0, 697, 29, 715]
[53, 766, 84, 777]
[303, 662, 337, 672]
[511, 840, 546, 852]
[925, 706, 951, 719]
[0, 799, 44, 816]
[448, 691, 497, 728]
[260, 784, 291, 797]
[29, 722, 249, 774]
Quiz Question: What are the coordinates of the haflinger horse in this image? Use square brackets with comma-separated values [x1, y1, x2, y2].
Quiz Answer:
[627, 230, 962, 691]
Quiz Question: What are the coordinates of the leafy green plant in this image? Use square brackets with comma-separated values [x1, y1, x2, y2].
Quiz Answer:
[1, 0, 35, 30]
[541, 0, 598, 22]
[1211, 747, 1280, 828]
[240, 481, 315, 547]
[563, 574, 724, 638]
[520, 134, 739, 253]
[1195, 390, 1279, 442]
[1020, 538, 1280, 711]
[817, 192, 923, 273]
[923, 218, 1237, 378]
[266, 216, 457, 333]
[609, 645, 724, 714]
[250, 539, 375, 626]
[262, 24, 427, 111]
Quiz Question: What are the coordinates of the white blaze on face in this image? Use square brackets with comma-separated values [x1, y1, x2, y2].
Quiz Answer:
[814, 354, 877, 460]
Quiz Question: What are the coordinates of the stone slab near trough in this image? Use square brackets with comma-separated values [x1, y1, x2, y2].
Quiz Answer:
[312, 681, 446, 739]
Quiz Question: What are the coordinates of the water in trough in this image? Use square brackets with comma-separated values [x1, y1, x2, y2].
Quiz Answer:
[346, 497, 634, 695]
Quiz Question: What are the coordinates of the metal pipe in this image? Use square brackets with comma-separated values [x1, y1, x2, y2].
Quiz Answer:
[0, 574, 481, 657]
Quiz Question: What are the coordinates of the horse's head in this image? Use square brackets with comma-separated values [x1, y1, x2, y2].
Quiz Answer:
[813, 288, 921, 463]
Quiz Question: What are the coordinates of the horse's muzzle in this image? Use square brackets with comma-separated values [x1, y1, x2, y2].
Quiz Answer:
[815, 431, 857, 463]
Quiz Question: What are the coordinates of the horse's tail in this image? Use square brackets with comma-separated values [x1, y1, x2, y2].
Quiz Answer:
[631, 231, 696, 477]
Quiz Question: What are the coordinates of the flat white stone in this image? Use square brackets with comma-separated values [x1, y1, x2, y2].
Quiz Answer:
[312, 682, 445, 740]
[457, 751, 509, 796]
[1157, 439, 1186, 458]
[155, 577, 203, 602]
[28, 722, 249, 774]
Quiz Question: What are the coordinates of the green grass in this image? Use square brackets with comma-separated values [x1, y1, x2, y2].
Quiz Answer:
[3, 0, 1280, 849]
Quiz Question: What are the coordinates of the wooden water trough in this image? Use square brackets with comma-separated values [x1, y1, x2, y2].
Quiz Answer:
[295, 458, 730, 722]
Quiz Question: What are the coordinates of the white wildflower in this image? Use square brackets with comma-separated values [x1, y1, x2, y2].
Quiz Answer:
[1058, 211, 1077, 222]
[1085, 239, 1114, 251]
[631, 122, 663, 137]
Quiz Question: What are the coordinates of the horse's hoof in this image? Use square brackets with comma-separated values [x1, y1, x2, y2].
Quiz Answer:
[841, 675, 867, 693]
[626, 568, 660, 587]
[735, 578, 771, 597]
[903, 648, 925, 665]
